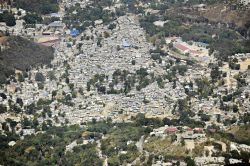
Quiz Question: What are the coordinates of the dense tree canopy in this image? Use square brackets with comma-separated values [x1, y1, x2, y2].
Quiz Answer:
[14, 0, 59, 15]
[0, 11, 16, 26]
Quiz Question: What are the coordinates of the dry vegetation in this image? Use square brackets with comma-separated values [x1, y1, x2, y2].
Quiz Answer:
[201, 3, 250, 27]
[227, 125, 250, 144]
[0, 36, 54, 83]
[144, 137, 187, 158]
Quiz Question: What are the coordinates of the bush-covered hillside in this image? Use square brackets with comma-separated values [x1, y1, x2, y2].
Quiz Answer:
[0, 36, 54, 84]
[13, 0, 59, 15]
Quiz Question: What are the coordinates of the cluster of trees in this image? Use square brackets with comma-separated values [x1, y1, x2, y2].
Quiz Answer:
[0, 119, 152, 166]
[87, 68, 162, 94]
[234, 72, 247, 88]
[102, 129, 141, 164]
[95, 120, 146, 165]
[229, 58, 241, 70]
[87, 73, 108, 93]
[240, 113, 250, 125]
[209, 124, 250, 148]
[0, 115, 220, 166]
[133, 111, 205, 130]
[150, 48, 168, 63]
[172, 64, 188, 76]
[0, 61, 15, 84]
[211, 40, 250, 62]
[0, 11, 16, 26]
[0, 125, 103, 165]
[63, 3, 117, 32]
[23, 13, 43, 24]
[57, 93, 74, 107]
[87, 58, 190, 94]
[210, 65, 222, 82]
[195, 77, 213, 99]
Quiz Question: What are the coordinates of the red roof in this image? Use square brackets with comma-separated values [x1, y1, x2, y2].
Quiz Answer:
[174, 43, 189, 52]
[165, 127, 177, 132]
[190, 49, 200, 54]
[187, 128, 193, 131]
[194, 128, 203, 131]
[194, 128, 204, 133]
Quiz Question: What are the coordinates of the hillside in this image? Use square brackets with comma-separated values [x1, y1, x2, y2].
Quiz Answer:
[201, 3, 250, 28]
[0, 36, 54, 84]
[13, 0, 59, 15]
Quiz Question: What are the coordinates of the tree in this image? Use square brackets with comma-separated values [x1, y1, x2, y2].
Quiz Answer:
[22, 117, 32, 128]
[87, 82, 91, 91]
[52, 90, 57, 98]
[26, 103, 36, 115]
[103, 31, 110, 38]
[135, 113, 146, 126]
[181, 138, 185, 146]
[2, 122, 9, 132]
[35, 72, 45, 82]
[171, 134, 177, 143]
[89, 118, 96, 124]
[17, 73, 24, 82]
[10, 104, 22, 114]
[42, 122, 48, 130]
[47, 71, 56, 80]
[185, 157, 196, 166]
[131, 60, 136, 65]
[107, 117, 112, 124]
[205, 150, 209, 157]
[47, 109, 52, 118]
[0, 104, 7, 113]
[32, 118, 39, 128]
[210, 66, 221, 82]
[65, 77, 70, 84]
[0, 93, 7, 100]
[108, 23, 116, 30]
[230, 150, 240, 159]
[37, 83, 44, 89]
[200, 114, 210, 122]
[232, 104, 239, 113]
[169, 42, 173, 48]
[4, 13, 16, 26]
[98, 86, 106, 94]
[16, 98, 23, 107]
[156, 77, 164, 88]
[65, 94, 72, 101]
[241, 151, 250, 163]
[10, 121, 17, 132]
[78, 87, 84, 95]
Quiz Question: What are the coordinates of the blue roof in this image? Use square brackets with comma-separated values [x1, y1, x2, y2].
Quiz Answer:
[48, 21, 64, 27]
[196, 42, 209, 47]
[43, 91, 49, 97]
[201, 56, 209, 61]
[70, 28, 80, 37]
[122, 38, 131, 47]
[50, 13, 61, 17]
